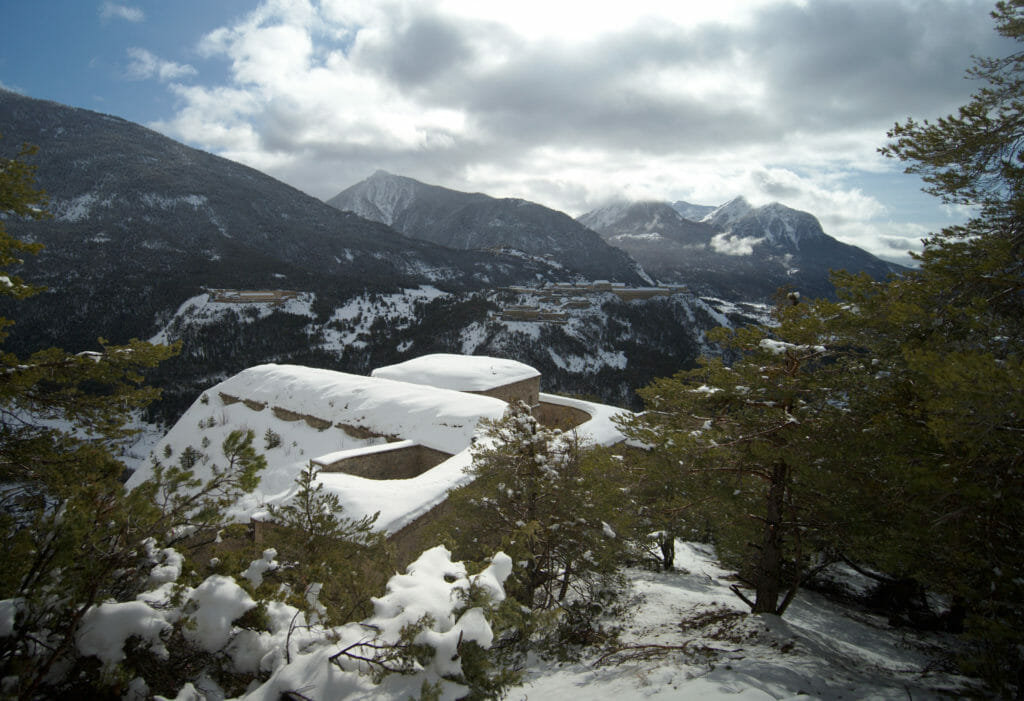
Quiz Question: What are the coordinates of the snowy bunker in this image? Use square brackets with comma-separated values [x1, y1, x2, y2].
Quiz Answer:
[371, 354, 595, 430]
[372, 353, 542, 409]
[126, 364, 510, 531]
[130, 358, 630, 533]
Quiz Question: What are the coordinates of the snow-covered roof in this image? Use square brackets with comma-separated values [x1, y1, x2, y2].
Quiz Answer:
[208, 363, 508, 454]
[371, 353, 540, 392]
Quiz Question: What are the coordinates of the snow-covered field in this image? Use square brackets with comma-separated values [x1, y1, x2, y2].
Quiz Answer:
[70, 539, 971, 700]
[513, 542, 973, 700]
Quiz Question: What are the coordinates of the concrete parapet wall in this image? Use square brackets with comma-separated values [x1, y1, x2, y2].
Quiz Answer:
[312, 443, 453, 480]
[472, 376, 540, 408]
[271, 406, 333, 430]
[533, 401, 591, 431]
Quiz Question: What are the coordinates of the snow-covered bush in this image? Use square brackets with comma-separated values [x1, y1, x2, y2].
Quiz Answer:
[444, 403, 625, 609]
[9, 543, 513, 700]
[0, 429, 266, 698]
[241, 545, 514, 700]
[262, 463, 393, 623]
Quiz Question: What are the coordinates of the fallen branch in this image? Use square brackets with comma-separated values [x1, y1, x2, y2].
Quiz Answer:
[594, 641, 733, 667]
[328, 639, 415, 675]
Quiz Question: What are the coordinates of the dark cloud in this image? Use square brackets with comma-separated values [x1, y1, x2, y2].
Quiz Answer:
[744, 0, 1007, 124]
[339, 1, 1008, 164]
[354, 11, 477, 87]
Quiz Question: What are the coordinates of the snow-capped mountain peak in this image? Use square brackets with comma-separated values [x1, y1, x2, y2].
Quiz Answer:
[579, 200, 685, 233]
[671, 200, 717, 221]
[577, 195, 904, 299]
[750, 202, 825, 250]
[577, 201, 636, 231]
[701, 196, 754, 232]
[328, 172, 648, 284]
[340, 170, 422, 226]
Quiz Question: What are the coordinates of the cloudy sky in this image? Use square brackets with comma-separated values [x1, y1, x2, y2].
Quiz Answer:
[0, 0, 1014, 263]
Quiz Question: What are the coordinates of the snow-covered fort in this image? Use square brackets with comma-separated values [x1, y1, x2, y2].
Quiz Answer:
[126, 354, 627, 535]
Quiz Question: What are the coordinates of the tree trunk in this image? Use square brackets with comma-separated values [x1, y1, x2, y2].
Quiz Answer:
[752, 460, 788, 614]
[557, 560, 573, 602]
[659, 534, 675, 570]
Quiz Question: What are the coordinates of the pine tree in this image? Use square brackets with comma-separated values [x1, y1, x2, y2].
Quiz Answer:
[617, 301, 859, 615]
[265, 463, 392, 622]
[830, 2, 1024, 689]
[441, 403, 623, 612]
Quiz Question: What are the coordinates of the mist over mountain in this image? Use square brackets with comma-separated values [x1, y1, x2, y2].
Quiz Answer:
[580, 197, 904, 300]
[328, 171, 649, 285]
[671, 200, 717, 221]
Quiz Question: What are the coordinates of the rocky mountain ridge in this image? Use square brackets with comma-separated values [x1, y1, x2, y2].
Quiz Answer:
[328, 171, 649, 285]
[0, 91, 732, 422]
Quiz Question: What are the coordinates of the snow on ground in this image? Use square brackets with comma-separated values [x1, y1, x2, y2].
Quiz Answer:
[320, 286, 450, 353]
[512, 542, 973, 700]
[539, 393, 627, 446]
[547, 346, 628, 373]
[495, 320, 543, 339]
[128, 360, 630, 533]
[60, 535, 975, 699]
[328, 286, 448, 325]
[116, 417, 169, 475]
[459, 321, 490, 354]
[700, 297, 773, 327]
[149, 292, 316, 345]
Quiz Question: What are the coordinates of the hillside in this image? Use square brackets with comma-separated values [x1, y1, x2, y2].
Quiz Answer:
[513, 542, 972, 700]
[0, 90, 564, 355]
[5, 92, 697, 419]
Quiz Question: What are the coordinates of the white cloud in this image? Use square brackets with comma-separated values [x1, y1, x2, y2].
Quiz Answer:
[144, 0, 1004, 260]
[711, 233, 765, 256]
[100, 2, 144, 23]
[126, 48, 197, 83]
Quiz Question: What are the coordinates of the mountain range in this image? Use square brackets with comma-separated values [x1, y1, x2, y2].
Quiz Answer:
[2, 90, 610, 350]
[579, 198, 904, 299]
[0, 89, 899, 421]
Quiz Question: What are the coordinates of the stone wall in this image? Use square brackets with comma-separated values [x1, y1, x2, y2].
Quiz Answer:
[219, 392, 393, 439]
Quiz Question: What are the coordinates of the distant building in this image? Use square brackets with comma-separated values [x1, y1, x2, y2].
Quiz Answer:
[208, 289, 301, 305]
